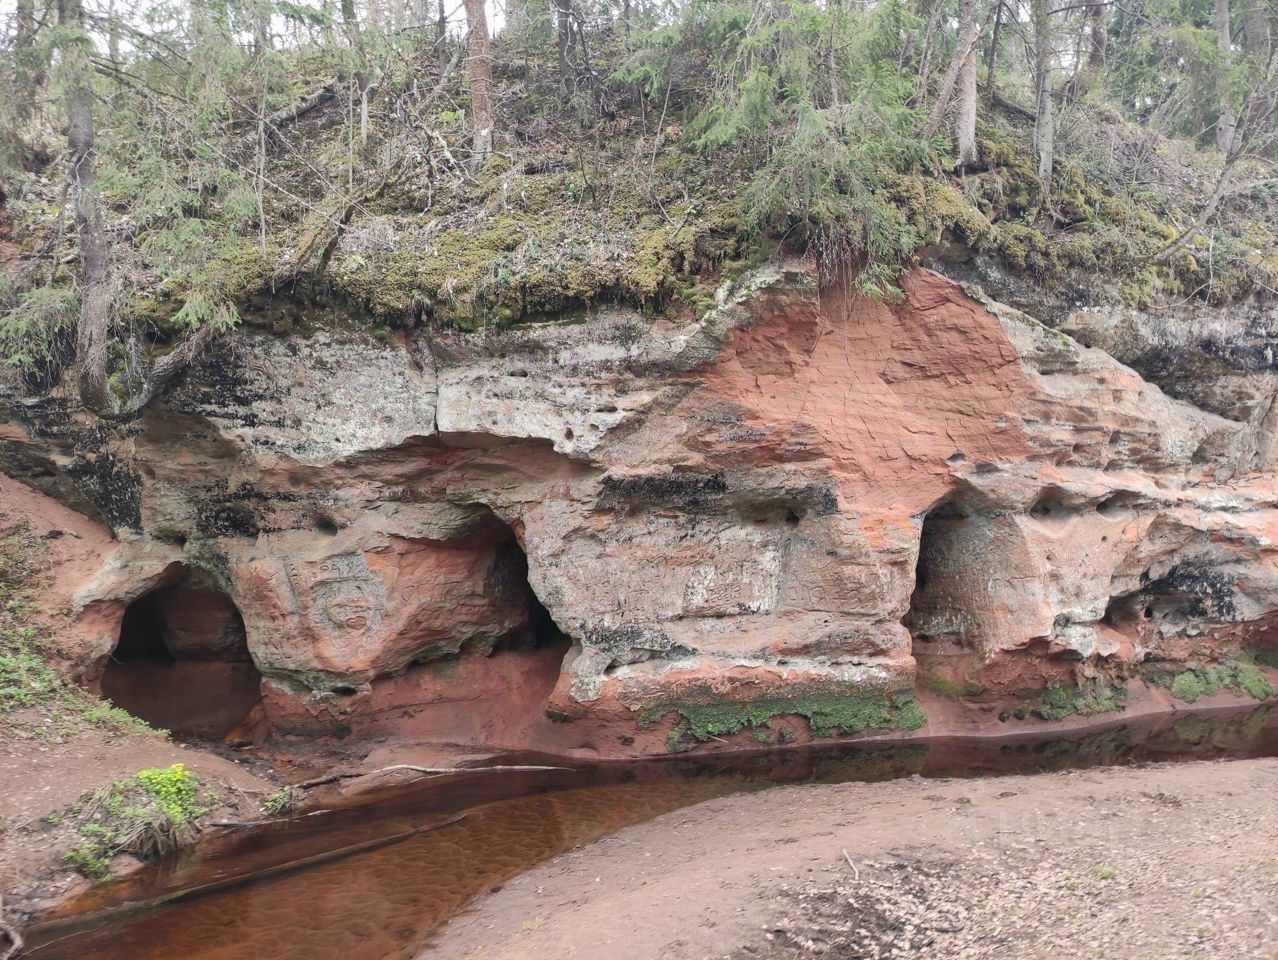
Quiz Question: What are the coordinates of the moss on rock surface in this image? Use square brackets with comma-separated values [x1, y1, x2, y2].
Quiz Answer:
[1035, 680, 1128, 721]
[643, 689, 926, 750]
[1157, 660, 1275, 704]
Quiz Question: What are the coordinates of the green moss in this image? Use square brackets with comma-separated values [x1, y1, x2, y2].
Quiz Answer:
[1035, 679, 1127, 721]
[1163, 661, 1275, 704]
[1235, 664, 1274, 701]
[642, 690, 926, 744]
[923, 675, 984, 700]
[1170, 671, 1206, 703]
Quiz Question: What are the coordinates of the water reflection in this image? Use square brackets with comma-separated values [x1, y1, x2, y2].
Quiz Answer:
[24, 705, 1276, 960]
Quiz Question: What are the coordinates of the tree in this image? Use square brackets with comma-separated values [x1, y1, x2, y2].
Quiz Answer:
[53, 0, 223, 418]
[556, 0, 574, 90]
[340, 0, 371, 148]
[1242, 0, 1272, 61]
[1032, 0, 1054, 190]
[955, 0, 980, 167]
[1217, 0, 1238, 152]
[463, 0, 494, 161]
[923, 0, 981, 160]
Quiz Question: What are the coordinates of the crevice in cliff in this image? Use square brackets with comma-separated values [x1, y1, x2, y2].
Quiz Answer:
[492, 536, 571, 657]
[101, 573, 263, 740]
[907, 491, 1009, 701]
[905, 497, 974, 647]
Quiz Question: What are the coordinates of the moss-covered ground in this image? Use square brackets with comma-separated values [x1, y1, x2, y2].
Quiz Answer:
[4, 31, 1275, 345]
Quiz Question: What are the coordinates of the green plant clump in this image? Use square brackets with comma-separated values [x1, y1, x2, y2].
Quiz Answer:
[1163, 662, 1274, 704]
[65, 763, 204, 879]
[1035, 679, 1127, 721]
[262, 786, 299, 817]
[644, 689, 926, 746]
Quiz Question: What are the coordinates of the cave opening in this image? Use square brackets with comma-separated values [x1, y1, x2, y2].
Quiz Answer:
[488, 530, 571, 659]
[905, 498, 971, 646]
[101, 573, 263, 740]
[905, 494, 1000, 700]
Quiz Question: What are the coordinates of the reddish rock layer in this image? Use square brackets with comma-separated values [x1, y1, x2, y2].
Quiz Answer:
[3, 263, 1276, 756]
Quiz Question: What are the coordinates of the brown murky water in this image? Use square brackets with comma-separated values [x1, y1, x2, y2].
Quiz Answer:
[24, 706, 1277, 960]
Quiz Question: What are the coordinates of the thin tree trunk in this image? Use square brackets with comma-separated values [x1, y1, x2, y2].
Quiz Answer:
[1032, 0, 1054, 192]
[1242, 0, 1271, 58]
[985, 0, 1003, 97]
[463, 0, 493, 162]
[58, 0, 114, 415]
[340, 0, 370, 149]
[1087, 2, 1108, 69]
[923, 0, 981, 136]
[955, 0, 980, 167]
[1216, 0, 1237, 153]
[11, 0, 41, 147]
[556, 0, 573, 91]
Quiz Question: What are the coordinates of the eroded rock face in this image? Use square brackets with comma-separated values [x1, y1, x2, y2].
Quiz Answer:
[3, 263, 1277, 756]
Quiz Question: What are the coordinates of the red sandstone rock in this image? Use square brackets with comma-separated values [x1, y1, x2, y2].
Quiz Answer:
[3, 262, 1277, 757]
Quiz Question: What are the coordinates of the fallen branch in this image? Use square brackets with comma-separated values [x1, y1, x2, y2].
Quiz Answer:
[0, 920, 21, 960]
[233, 77, 339, 155]
[291, 762, 569, 791]
[842, 848, 860, 880]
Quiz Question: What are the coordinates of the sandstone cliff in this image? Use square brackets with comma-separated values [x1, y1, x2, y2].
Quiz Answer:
[3, 263, 1276, 756]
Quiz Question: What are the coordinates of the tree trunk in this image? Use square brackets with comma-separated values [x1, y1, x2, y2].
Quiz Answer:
[923, 0, 980, 137]
[340, 0, 370, 149]
[985, 0, 1003, 97]
[58, 0, 115, 415]
[1242, 0, 1271, 58]
[11, 0, 42, 151]
[556, 0, 573, 91]
[1032, 0, 1054, 192]
[463, 0, 494, 162]
[1216, 0, 1237, 153]
[1087, 2, 1108, 69]
[955, 0, 979, 167]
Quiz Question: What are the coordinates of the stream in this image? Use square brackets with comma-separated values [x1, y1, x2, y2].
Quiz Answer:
[22, 704, 1277, 960]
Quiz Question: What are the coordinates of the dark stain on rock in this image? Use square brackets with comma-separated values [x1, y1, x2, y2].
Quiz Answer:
[64, 453, 143, 532]
[599, 471, 729, 510]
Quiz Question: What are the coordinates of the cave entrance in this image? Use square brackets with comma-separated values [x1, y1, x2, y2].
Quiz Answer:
[904, 499, 971, 647]
[101, 574, 263, 739]
[379, 515, 573, 747]
[493, 535, 572, 658]
[904, 495, 991, 700]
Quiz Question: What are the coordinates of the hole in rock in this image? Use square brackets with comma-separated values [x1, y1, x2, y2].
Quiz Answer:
[1029, 487, 1071, 522]
[905, 498, 973, 646]
[487, 533, 570, 658]
[101, 574, 263, 740]
[1097, 491, 1141, 516]
[377, 517, 573, 746]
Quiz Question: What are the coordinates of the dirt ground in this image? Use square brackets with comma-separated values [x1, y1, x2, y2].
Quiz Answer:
[429, 757, 1278, 960]
[0, 721, 271, 922]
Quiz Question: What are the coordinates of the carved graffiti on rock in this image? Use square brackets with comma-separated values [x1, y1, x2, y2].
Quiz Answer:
[288, 552, 387, 653]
